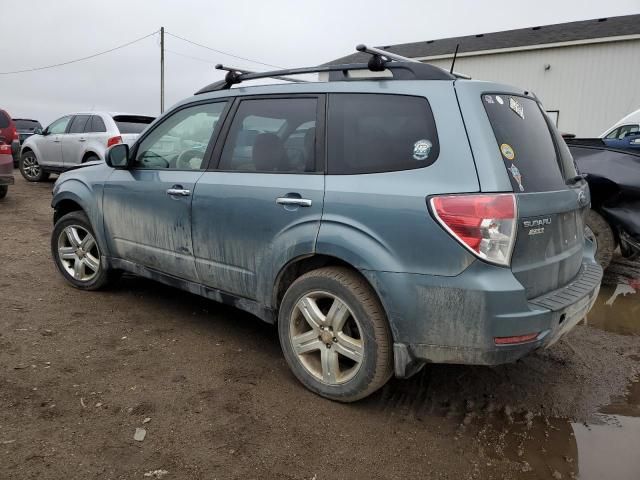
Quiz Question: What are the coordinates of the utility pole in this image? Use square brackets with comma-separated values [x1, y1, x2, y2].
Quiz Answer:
[160, 26, 165, 114]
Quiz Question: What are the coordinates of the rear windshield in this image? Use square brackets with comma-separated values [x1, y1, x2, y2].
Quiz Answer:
[113, 115, 154, 134]
[0, 111, 10, 128]
[483, 94, 570, 192]
[14, 119, 41, 131]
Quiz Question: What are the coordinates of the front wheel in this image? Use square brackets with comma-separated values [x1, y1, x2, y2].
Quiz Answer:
[278, 267, 393, 402]
[51, 211, 113, 290]
[20, 151, 50, 182]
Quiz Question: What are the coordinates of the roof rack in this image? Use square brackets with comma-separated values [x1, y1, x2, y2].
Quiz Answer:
[195, 44, 458, 95]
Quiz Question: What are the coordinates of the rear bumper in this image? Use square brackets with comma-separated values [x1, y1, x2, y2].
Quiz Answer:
[363, 257, 602, 378]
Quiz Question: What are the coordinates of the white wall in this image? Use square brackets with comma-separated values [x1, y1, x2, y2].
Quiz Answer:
[427, 39, 640, 136]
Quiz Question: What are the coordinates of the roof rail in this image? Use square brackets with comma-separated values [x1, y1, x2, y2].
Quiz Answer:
[195, 44, 457, 95]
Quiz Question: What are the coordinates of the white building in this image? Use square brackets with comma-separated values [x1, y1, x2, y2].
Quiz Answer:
[329, 15, 640, 137]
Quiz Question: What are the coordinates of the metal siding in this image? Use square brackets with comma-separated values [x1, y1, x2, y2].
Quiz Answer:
[429, 40, 640, 136]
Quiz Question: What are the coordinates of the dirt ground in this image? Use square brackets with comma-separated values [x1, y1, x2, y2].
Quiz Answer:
[1, 172, 639, 480]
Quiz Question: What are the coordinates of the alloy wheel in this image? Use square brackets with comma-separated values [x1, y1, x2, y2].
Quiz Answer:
[289, 291, 364, 385]
[56, 225, 101, 282]
[22, 154, 41, 179]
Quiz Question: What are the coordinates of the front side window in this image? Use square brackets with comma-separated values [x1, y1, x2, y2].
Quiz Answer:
[618, 124, 639, 139]
[218, 98, 318, 172]
[48, 116, 71, 135]
[133, 102, 227, 170]
[327, 94, 440, 174]
[68, 115, 90, 134]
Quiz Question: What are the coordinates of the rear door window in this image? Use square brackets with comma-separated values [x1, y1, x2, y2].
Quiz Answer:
[88, 116, 107, 133]
[483, 94, 567, 192]
[327, 93, 439, 174]
[68, 115, 90, 134]
[113, 115, 154, 134]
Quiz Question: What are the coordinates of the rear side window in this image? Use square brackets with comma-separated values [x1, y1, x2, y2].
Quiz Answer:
[483, 94, 567, 192]
[88, 116, 107, 133]
[327, 94, 439, 174]
[0, 111, 10, 128]
[68, 115, 90, 134]
[218, 98, 318, 173]
[113, 115, 154, 134]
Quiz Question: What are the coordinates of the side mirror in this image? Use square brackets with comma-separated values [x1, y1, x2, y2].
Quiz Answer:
[105, 143, 130, 168]
[34, 127, 43, 135]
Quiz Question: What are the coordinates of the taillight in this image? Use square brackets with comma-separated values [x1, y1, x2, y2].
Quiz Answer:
[0, 144, 11, 154]
[107, 136, 122, 147]
[430, 194, 517, 266]
[13, 130, 19, 141]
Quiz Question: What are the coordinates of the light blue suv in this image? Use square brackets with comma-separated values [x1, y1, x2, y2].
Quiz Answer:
[50, 55, 602, 401]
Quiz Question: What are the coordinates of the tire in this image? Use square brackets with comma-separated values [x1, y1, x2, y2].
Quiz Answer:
[0, 185, 7, 199]
[585, 210, 616, 270]
[278, 267, 393, 402]
[20, 151, 50, 182]
[84, 155, 99, 163]
[51, 211, 113, 290]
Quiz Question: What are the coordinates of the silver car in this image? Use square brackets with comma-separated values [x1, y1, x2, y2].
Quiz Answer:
[19, 112, 154, 182]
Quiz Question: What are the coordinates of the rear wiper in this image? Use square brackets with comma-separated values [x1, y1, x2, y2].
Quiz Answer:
[566, 174, 587, 185]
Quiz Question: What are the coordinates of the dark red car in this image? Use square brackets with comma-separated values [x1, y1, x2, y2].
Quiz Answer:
[0, 109, 17, 198]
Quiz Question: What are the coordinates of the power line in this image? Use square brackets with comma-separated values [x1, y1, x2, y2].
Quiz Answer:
[165, 49, 217, 65]
[0, 31, 159, 75]
[165, 31, 284, 69]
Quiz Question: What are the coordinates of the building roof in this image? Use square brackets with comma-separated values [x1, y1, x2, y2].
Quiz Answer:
[326, 14, 640, 64]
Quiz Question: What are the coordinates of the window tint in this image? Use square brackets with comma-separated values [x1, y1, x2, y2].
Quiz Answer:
[483, 94, 567, 192]
[0, 111, 10, 128]
[327, 94, 439, 175]
[219, 98, 317, 172]
[618, 124, 639, 139]
[113, 115, 154, 134]
[68, 115, 90, 134]
[48, 116, 71, 135]
[89, 116, 107, 133]
[134, 102, 226, 170]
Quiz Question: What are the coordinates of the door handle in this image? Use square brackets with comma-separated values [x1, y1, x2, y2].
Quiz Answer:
[167, 187, 191, 197]
[276, 197, 312, 207]
[78, 138, 86, 142]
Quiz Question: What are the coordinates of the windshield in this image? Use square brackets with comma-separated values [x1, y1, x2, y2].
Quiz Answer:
[113, 115, 154, 134]
[483, 94, 572, 193]
[14, 119, 42, 131]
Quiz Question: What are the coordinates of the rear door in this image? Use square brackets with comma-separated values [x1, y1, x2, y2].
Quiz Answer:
[61, 114, 90, 166]
[191, 95, 325, 302]
[480, 92, 589, 298]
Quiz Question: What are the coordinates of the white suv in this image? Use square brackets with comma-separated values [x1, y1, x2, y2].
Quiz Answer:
[19, 112, 154, 182]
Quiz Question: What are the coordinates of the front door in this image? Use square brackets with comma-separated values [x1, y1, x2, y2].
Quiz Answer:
[102, 101, 229, 281]
[39, 115, 71, 166]
[192, 96, 325, 302]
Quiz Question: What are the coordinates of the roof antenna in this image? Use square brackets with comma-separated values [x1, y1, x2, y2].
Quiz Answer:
[449, 44, 460, 74]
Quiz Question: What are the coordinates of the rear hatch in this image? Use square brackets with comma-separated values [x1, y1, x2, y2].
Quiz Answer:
[481, 93, 589, 299]
[112, 115, 154, 146]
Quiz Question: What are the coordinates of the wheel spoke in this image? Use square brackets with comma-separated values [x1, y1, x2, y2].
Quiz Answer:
[59, 246, 77, 260]
[65, 227, 82, 248]
[321, 348, 340, 383]
[297, 296, 325, 329]
[73, 258, 84, 279]
[80, 234, 95, 251]
[335, 333, 364, 363]
[291, 330, 323, 354]
[83, 254, 100, 272]
[326, 297, 351, 332]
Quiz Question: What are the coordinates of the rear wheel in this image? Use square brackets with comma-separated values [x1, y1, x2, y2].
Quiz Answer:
[51, 211, 113, 290]
[0, 185, 7, 199]
[20, 151, 50, 182]
[585, 210, 615, 270]
[278, 267, 393, 402]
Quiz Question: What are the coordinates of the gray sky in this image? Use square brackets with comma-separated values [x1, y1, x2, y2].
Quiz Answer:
[1, 0, 639, 125]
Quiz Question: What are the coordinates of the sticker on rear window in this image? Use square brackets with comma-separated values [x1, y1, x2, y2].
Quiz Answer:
[484, 95, 494, 104]
[509, 97, 524, 119]
[500, 143, 515, 161]
[495, 95, 504, 105]
[413, 139, 432, 161]
[508, 164, 525, 191]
